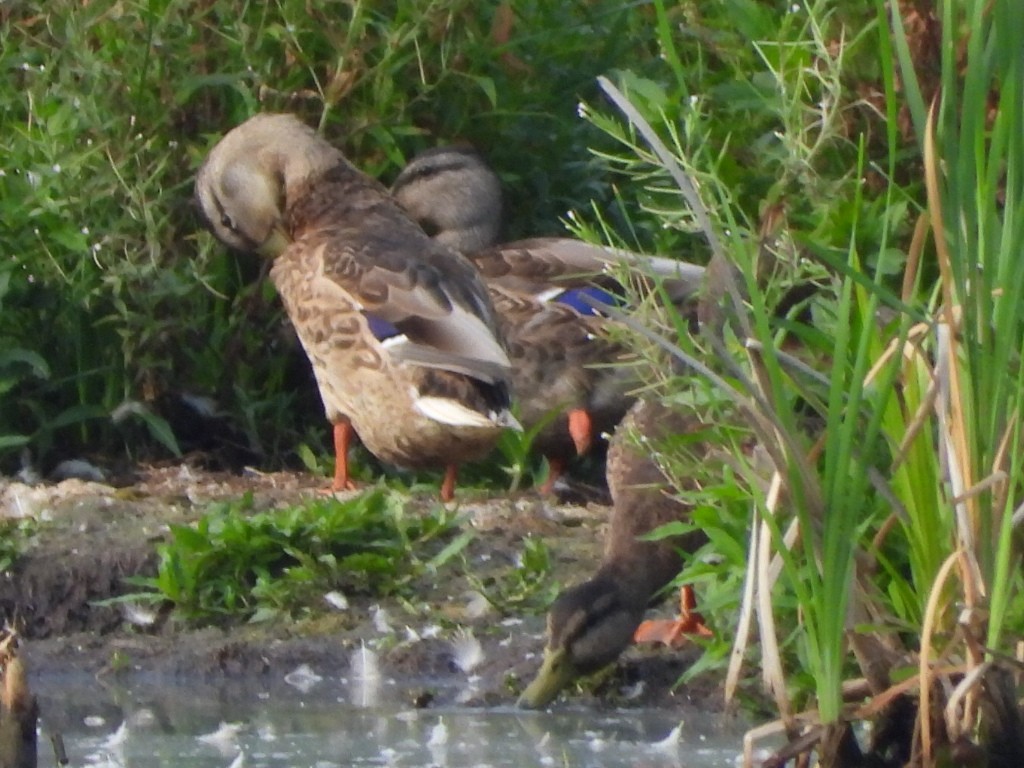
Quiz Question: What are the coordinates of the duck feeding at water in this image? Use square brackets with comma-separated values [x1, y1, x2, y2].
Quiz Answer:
[392, 146, 705, 492]
[195, 114, 520, 501]
[518, 398, 709, 707]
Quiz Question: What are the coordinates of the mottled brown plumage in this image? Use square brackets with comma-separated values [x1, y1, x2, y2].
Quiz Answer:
[392, 147, 704, 490]
[488, 286, 636, 465]
[195, 115, 519, 498]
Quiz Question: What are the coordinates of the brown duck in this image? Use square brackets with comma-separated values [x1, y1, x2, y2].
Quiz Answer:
[518, 397, 708, 707]
[392, 146, 705, 492]
[195, 114, 520, 501]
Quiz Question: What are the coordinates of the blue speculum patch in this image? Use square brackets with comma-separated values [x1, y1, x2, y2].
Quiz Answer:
[366, 315, 401, 341]
[555, 286, 621, 316]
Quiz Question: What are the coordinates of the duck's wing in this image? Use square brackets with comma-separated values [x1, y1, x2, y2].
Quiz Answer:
[293, 173, 513, 385]
[470, 238, 706, 306]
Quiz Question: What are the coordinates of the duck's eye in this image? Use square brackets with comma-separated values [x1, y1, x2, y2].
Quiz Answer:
[220, 212, 235, 231]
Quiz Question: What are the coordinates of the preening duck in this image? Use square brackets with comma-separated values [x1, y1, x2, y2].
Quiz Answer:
[195, 114, 520, 501]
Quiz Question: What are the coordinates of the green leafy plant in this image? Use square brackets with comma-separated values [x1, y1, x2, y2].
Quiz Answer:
[465, 536, 559, 615]
[120, 487, 471, 623]
[0, 521, 30, 574]
[577, 0, 1023, 763]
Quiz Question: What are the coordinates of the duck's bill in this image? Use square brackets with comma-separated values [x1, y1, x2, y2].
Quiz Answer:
[517, 646, 577, 709]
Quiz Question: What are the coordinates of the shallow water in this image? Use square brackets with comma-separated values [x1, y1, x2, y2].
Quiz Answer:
[31, 673, 750, 767]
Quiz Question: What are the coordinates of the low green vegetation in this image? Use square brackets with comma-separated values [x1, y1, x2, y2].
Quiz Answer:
[121, 488, 471, 623]
[464, 535, 561, 615]
[575, 0, 1023, 763]
[0, 521, 30, 574]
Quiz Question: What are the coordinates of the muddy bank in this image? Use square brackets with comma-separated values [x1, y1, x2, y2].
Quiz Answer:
[0, 468, 713, 711]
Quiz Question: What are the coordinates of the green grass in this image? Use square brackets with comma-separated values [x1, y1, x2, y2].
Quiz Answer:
[0, 0, 674, 477]
[464, 535, 561, 616]
[117, 487, 471, 623]
[573, 0, 1024, 760]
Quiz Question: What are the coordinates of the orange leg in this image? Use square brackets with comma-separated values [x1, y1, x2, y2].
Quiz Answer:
[440, 464, 458, 502]
[331, 419, 358, 492]
[633, 585, 713, 648]
[566, 408, 593, 456]
[537, 456, 567, 496]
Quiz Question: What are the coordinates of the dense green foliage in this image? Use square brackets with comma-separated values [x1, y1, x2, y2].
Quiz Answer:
[121, 487, 470, 622]
[588, 0, 1024, 759]
[0, 0, 679, 476]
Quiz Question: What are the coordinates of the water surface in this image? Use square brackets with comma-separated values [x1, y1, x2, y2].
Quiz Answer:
[32, 673, 749, 767]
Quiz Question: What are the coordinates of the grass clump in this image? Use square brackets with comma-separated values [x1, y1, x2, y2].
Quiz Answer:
[0, 521, 30, 574]
[464, 536, 560, 616]
[122, 487, 471, 623]
[569, 0, 1024, 764]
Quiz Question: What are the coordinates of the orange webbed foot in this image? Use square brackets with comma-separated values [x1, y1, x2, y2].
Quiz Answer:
[633, 585, 713, 648]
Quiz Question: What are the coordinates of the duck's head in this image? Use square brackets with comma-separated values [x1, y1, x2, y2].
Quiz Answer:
[517, 571, 643, 708]
[195, 113, 339, 257]
[391, 145, 503, 253]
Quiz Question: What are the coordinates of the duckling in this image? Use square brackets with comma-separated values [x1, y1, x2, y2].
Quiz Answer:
[195, 114, 519, 501]
[517, 398, 707, 708]
[392, 146, 704, 492]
